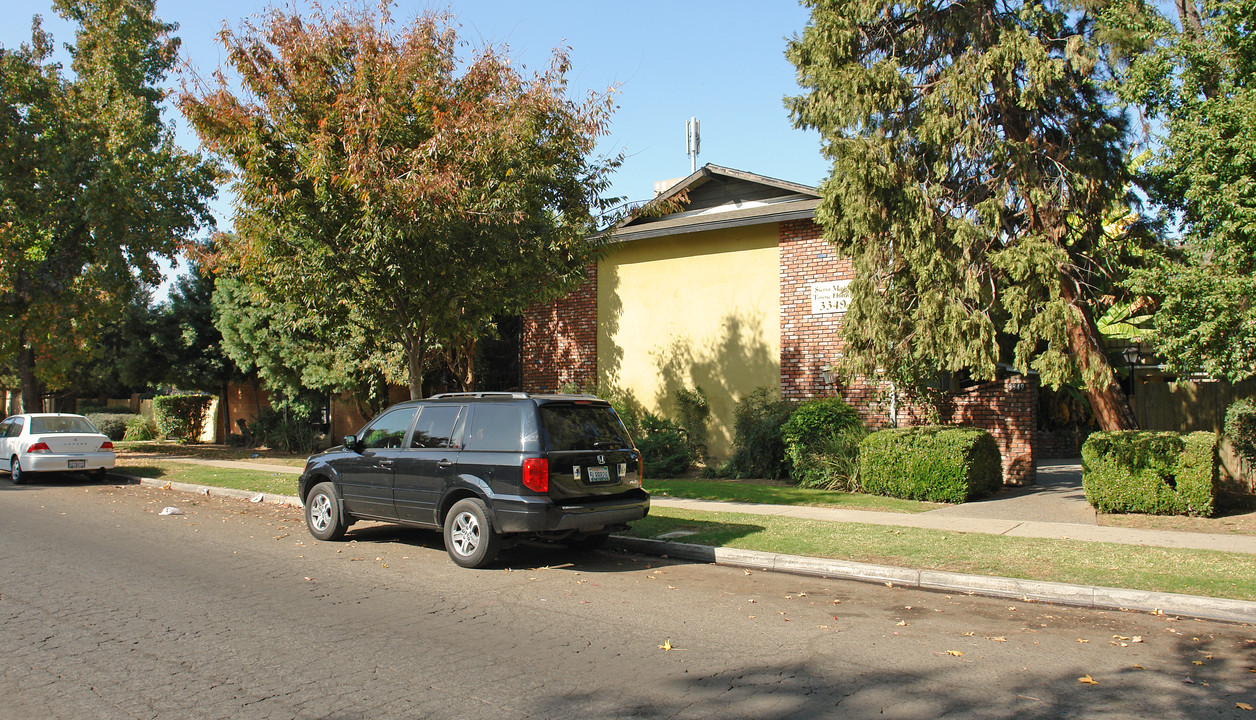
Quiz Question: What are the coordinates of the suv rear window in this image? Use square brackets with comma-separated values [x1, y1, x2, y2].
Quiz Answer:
[539, 404, 633, 452]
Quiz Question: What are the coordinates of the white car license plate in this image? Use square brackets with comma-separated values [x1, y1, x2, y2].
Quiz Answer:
[587, 465, 610, 483]
[68, 459, 86, 470]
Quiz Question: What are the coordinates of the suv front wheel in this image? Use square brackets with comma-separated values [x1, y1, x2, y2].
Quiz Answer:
[444, 498, 500, 568]
[305, 482, 348, 541]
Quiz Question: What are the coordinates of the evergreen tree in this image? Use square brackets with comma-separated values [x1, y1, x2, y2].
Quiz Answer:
[788, 0, 1142, 429]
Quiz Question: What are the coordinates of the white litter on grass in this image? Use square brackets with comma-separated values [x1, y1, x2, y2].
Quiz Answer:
[158, 507, 183, 516]
[250, 493, 264, 503]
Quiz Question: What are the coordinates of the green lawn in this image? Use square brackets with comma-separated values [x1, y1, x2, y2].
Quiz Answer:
[113, 459, 301, 496]
[628, 506, 1256, 601]
[645, 477, 940, 513]
[114, 441, 309, 468]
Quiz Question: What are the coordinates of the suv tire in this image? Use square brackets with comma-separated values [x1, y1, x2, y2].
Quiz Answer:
[305, 481, 348, 541]
[444, 498, 500, 568]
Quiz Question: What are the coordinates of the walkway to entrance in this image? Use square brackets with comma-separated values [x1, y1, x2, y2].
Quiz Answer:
[922, 458, 1096, 525]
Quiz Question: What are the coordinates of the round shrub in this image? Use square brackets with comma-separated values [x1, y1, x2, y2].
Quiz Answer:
[85, 413, 134, 441]
[781, 398, 862, 488]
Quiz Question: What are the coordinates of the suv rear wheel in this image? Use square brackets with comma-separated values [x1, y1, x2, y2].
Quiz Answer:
[444, 498, 500, 568]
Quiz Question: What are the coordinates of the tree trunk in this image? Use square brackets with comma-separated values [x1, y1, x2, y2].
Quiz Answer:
[17, 334, 42, 413]
[1060, 286, 1139, 430]
[407, 342, 426, 400]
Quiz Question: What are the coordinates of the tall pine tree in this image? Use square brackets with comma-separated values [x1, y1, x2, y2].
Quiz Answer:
[788, 0, 1142, 429]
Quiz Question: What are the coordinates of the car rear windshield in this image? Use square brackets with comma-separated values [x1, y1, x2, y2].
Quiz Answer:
[30, 416, 98, 434]
[539, 404, 633, 452]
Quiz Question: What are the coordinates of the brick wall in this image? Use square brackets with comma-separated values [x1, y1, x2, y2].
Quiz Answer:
[779, 219, 852, 400]
[521, 263, 598, 392]
[777, 218, 1038, 486]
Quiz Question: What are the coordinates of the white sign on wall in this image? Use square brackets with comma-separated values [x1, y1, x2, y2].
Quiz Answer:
[810, 280, 851, 315]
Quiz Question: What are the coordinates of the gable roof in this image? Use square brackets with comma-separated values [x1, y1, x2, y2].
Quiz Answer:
[603, 164, 821, 244]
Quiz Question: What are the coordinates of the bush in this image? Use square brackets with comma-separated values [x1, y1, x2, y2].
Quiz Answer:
[123, 415, 159, 441]
[84, 413, 135, 441]
[247, 410, 322, 454]
[1081, 431, 1218, 517]
[715, 387, 795, 480]
[1225, 398, 1256, 465]
[152, 394, 213, 443]
[674, 387, 710, 462]
[796, 425, 869, 492]
[781, 398, 862, 488]
[636, 412, 696, 478]
[859, 426, 1003, 503]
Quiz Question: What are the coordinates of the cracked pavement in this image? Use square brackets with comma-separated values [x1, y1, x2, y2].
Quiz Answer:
[2, 479, 1254, 719]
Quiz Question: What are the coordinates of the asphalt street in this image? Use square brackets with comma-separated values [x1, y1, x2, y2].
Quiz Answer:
[2, 478, 1254, 719]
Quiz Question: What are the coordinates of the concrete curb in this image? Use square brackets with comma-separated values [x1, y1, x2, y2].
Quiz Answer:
[127, 475, 303, 507]
[117, 473, 1255, 625]
[610, 536, 1256, 625]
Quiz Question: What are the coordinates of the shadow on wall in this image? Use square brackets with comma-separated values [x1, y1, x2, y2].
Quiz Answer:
[652, 313, 778, 459]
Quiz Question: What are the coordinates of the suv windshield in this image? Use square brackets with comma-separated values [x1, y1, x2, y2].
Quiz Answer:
[539, 404, 633, 452]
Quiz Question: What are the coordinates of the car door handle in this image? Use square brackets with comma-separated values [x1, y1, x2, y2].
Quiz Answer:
[437, 459, 453, 469]
[378, 460, 394, 468]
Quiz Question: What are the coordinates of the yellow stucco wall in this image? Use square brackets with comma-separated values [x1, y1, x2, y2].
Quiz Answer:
[597, 224, 780, 460]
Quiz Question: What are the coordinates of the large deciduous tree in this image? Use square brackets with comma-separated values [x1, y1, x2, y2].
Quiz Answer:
[1120, 0, 1256, 381]
[787, 0, 1145, 429]
[181, 4, 619, 399]
[0, 0, 215, 411]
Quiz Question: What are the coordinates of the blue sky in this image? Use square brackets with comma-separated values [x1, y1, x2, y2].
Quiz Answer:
[4, 1, 830, 282]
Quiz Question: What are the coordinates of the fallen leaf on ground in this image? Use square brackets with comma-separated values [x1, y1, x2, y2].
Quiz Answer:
[659, 639, 675, 651]
[1078, 675, 1099, 685]
[946, 650, 964, 657]
[986, 636, 1007, 642]
[1237, 702, 1253, 711]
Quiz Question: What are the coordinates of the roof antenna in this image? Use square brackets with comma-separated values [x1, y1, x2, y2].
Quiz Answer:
[686, 117, 700, 173]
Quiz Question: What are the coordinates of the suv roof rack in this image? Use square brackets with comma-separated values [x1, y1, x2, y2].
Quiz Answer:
[428, 391, 531, 400]
[427, 391, 603, 401]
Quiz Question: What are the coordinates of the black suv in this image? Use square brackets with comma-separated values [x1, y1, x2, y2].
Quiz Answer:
[298, 392, 649, 568]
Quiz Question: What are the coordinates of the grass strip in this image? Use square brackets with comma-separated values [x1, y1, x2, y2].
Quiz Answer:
[645, 478, 939, 514]
[114, 441, 309, 468]
[114, 460, 300, 497]
[627, 507, 1256, 601]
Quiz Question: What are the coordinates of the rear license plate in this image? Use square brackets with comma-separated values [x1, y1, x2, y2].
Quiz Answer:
[68, 459, 86, 469]
[586, 465, 610, 483]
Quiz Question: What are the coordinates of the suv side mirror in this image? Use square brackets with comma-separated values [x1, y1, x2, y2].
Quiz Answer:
[344, 435, 359, 453]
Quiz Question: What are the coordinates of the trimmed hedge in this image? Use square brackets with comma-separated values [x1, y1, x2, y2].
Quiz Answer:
[1081, 431, 1218, 517]
[858, 426, 1003, 503]
[153, 394, 213, 443]
[84, 413, 136, 441]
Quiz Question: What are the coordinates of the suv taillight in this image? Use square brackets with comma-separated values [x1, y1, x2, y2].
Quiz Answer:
[522, 458, 549, 493]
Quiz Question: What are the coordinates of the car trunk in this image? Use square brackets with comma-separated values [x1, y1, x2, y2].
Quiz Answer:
[33, 433, 107, 454]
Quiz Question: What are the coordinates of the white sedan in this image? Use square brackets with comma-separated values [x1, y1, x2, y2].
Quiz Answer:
[0, 413, 115, 484]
